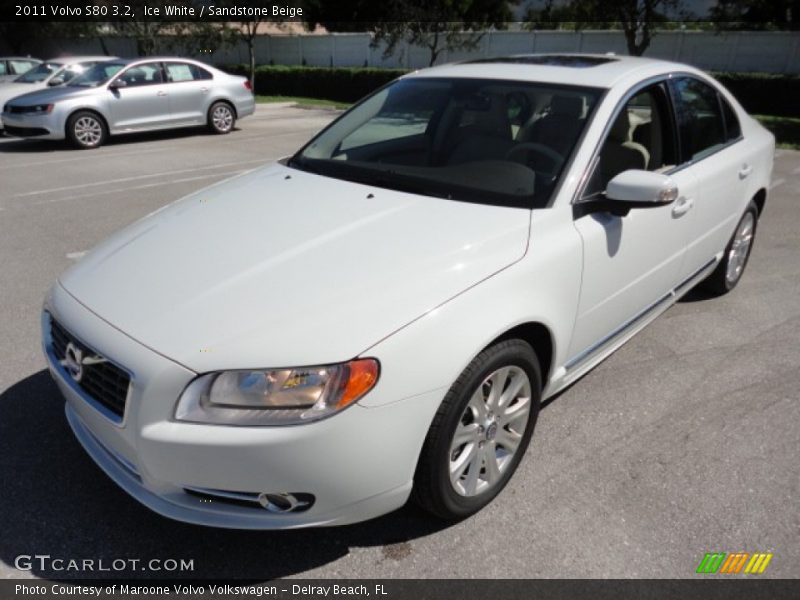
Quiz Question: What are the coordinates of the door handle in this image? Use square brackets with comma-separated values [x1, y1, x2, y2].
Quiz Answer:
[200, 87, 209, 93]
[738, 164, 753, 179]
[672, 196, 694, 217]
[157, 90, 168, 97]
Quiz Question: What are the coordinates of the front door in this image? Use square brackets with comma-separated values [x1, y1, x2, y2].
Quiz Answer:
[107, 62, 170, 131]
[567, 81, 697, 364]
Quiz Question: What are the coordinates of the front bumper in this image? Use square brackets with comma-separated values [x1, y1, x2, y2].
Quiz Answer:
[1, 111, 64, 139]
[44, 282, 440, 529]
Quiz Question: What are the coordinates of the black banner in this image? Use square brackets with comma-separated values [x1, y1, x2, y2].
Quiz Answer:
[3, 580, 800, 600]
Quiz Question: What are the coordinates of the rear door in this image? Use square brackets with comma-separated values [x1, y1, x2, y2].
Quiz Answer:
[163, 62, 213, 125]
[107, 62, 171, 131]
[668, 76, 754, 275]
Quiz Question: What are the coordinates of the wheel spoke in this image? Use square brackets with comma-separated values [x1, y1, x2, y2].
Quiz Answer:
[498, 371, 527, 410]
[500, 395, 530, 427]
[449, 442, 477, 485]
[462, 447, 482, 495]
[486, 367, 510, 410]
[495, 427, 522, 453]
[483, 444, 501, 485]
[467, 387, 487, 420]
[451, 422, 479, 449]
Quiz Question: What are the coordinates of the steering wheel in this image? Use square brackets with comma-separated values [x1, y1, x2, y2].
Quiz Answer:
[505, 143, 565, 175]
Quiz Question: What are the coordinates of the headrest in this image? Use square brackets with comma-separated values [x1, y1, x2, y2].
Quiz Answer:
[551, 95, 583, 119]
[609, 110, 632, 142]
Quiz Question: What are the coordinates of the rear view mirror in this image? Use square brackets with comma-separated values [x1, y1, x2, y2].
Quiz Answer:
[109, 79, 127, 90]
[48, 77, 64, 87]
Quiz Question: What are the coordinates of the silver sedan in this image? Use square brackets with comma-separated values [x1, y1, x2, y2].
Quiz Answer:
[1, 57, 255, 148]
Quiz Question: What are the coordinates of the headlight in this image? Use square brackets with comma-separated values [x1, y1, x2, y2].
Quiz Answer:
[17, 104, 54, 114]
[174, 358, 379, 426]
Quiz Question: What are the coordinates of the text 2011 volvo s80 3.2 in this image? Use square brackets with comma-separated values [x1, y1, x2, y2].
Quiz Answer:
[43, 54, 774, 528]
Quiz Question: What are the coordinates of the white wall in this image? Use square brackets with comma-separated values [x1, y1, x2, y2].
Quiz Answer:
[18, 30, 800, 74]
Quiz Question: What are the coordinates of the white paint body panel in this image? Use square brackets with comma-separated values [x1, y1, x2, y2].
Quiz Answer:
[43, 55, 775, 528]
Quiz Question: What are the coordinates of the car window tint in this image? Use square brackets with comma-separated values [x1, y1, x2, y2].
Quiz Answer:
[61, 67, 85, 83]
[720, 95, 741, 141]
[672, 77, 726, 162]
[191, 64, 212, 80]
[120, 64, 164, 87]
[583, 83, 676, 198]
[0, 62, 6, 75]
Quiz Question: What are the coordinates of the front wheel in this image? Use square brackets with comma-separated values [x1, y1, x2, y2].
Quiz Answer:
[700, 202, 758, 295]
[207, 102, 235, 134]
[66, 111, 107, 149]
[413, 339, 542, 520]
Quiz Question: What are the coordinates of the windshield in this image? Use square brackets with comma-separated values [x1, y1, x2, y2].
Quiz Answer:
[69, 62, 125, 87]
[14, 62, 62, 83]
[291, 77, 601, 208]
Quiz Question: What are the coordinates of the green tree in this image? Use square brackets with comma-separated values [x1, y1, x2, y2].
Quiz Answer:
[305, 0, 518, 67]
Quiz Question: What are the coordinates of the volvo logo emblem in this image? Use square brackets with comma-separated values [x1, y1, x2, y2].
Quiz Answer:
[63, 342, 84, 382]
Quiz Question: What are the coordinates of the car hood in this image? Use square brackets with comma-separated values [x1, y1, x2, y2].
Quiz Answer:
[4, 85, 93, 106]
[59, 163, 530, 372]
[0, 82, 46, 106]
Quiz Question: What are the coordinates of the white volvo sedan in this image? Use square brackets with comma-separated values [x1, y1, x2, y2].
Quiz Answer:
[43, 54, 774, 528]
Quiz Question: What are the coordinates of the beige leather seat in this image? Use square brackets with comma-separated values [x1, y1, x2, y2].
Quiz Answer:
[597, 110, 650, 187]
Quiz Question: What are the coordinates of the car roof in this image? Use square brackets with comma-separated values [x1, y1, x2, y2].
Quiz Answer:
[406, 53, 704, 90]
[44, 56, 118, 65]
[105, 57, 212, 66]
[1, 56, 42, 61]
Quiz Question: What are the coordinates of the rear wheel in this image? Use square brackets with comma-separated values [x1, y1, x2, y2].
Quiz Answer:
[207, 101, 235, 134]
[413, 339, 542, 520]
[66, 111, 107, 149]
[700, 202, 758, 295]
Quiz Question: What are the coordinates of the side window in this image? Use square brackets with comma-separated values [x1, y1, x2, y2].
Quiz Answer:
[0, 62, 6, 76]
[10, 60, 36, 74]
[191, 64, 213, 80]
[720, 95, 741, 141]
[119, 64, 164, 87]
[165, 62, 214, 82]
[672, 77, 726, 162]
[165, 62, 194, 82]
[582, 83, 676, 198]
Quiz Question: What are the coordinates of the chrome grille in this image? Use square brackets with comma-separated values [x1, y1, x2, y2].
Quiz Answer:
[49, 316, 130, 420]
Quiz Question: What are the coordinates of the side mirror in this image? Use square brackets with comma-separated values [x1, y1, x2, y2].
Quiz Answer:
[581, 170, 678, 217]
[48, 77, 64, 87]
[606, 170, 678, 206]
[109, 79, 127, 90]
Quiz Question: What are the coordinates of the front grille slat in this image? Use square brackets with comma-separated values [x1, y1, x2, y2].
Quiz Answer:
[48, 316, 130, 421]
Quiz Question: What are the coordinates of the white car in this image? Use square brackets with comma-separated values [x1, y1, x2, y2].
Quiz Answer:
[43, 54, 774, 529]
[0, 56, 113, 132]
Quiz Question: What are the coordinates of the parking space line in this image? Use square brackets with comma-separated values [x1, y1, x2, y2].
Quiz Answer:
[0, 128, 317, 170]
[13, 159, 268, 198]
[31, 169, 253, 206]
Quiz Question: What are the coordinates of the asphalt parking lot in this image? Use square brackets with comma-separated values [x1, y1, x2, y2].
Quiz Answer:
[0, 106, 798, 580]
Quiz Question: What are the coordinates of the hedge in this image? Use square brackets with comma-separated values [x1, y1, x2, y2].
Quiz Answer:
[222, 65, 799, 117]
[710, 72, 799, 118]
[223, 65, 409, 103]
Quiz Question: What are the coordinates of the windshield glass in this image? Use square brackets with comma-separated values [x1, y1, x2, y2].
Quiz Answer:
[69, 62, 125, 87]
[14, 62, 62, 83]
[291, 77, 601, 208]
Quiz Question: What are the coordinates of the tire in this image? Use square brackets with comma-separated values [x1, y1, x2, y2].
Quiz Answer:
[700, 201, 758, 295]
[207, 101, 235, 134]
[66, 111, 107, 149]
[413, 339, 542, 520]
